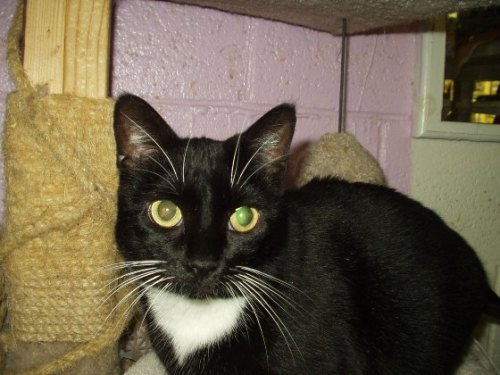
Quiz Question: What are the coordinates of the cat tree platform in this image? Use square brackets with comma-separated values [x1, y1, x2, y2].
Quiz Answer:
[171, 0, 497, 35]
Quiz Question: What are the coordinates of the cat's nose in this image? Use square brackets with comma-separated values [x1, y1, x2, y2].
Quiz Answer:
[185, 259, 218, 277]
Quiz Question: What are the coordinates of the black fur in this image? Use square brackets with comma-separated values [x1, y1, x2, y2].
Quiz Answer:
[113, 94, 500, 375]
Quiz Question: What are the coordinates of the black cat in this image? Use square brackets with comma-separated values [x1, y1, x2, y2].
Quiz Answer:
[113, 94, 500, 375]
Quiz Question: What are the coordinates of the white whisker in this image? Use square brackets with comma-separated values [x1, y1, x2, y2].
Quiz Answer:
[233, 277, 299, 363]
[236, 266, 309, 299]
[103, 274, 162, 325]
[238, 154, 288, 190]
[182, 138, 192, 184]
[139, 280, 174, 331]
[227, 279, 269, 365]
[230, 133, 243, 187]
[235, 138, 275, 187]
[105, 260, 167, 270]
[101, 268, 167, 306]
[118, 278, 167, 326]
[102, 266, 159, 289]
[234, 273, 307, 319]
[146, 155, 178, 190]
[121, 112, 179, 180]
[146, 155, 176, 180]
[133, 167, 177, 191]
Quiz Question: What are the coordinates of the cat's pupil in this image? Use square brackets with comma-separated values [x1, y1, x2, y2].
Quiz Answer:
[235, 206, 253, 226]
[158, 200, 177, 221]
[149, 200, 182, 228]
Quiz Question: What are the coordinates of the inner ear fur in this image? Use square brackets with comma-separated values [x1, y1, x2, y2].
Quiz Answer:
[243, 103, 296, 175]
[113, 94, 179, 168]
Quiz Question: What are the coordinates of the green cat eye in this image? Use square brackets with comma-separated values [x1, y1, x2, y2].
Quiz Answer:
[229, 206, 259, 233]
[149, 200, 183, 228]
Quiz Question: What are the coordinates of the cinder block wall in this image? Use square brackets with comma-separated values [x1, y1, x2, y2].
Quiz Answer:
[111, 0, 416, 193]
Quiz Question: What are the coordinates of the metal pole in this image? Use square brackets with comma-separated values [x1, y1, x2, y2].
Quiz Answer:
[338, 18, 348, 133]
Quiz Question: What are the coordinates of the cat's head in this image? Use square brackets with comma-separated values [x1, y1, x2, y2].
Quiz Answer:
[113, 94, 295, 299]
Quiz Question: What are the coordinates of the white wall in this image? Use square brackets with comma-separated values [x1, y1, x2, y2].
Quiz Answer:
[411, 138, 500, 364]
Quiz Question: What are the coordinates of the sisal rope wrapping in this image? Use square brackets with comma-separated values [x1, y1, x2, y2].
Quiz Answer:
[3, 93, 119, 342]
[0, 3, 131, 374]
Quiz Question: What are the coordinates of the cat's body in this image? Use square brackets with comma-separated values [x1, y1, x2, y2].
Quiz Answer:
[113, 94, 500, 375]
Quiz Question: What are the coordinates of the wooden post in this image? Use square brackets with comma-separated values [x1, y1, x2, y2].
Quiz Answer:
[23, 0, 112, 98]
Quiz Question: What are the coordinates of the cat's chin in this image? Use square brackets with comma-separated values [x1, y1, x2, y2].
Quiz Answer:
[185, 290, 221, 300]
[174, 280, 234, 300]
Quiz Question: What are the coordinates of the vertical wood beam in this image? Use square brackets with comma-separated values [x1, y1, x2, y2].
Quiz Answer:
[23, 0, 112, 98]
[23, 0, 67, 94]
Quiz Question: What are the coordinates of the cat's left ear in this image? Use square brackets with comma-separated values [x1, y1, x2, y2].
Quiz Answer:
[241, 103, 296, 178]
[113, 94, 179, 168]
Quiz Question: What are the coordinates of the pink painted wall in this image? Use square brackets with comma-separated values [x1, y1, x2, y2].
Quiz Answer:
[0, 0, 416, 201]
[0, 0, 18, 223]
[0, 0, 16, 99]
[112, 0, 416, 193]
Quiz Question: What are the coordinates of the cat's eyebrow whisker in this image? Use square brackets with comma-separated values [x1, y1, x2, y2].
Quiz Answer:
[135, 166, 177, 192]
[235, 138, 275, 187]
[238, 154, 289, 191]
[182, 138, 192, 184]
[121, 112, 179, 181]
[145, 155, 177, 189]
[230, 133, 243, 188]
[146, 155, 176, 180]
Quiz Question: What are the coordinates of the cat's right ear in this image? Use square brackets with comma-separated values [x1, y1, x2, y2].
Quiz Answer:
[113, 94, 179, 168]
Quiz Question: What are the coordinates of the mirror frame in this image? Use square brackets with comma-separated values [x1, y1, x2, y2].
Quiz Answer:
[414, 18, 500, 142]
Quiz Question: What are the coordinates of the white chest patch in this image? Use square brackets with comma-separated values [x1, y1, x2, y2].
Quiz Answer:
[146, 288, 247, 364]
